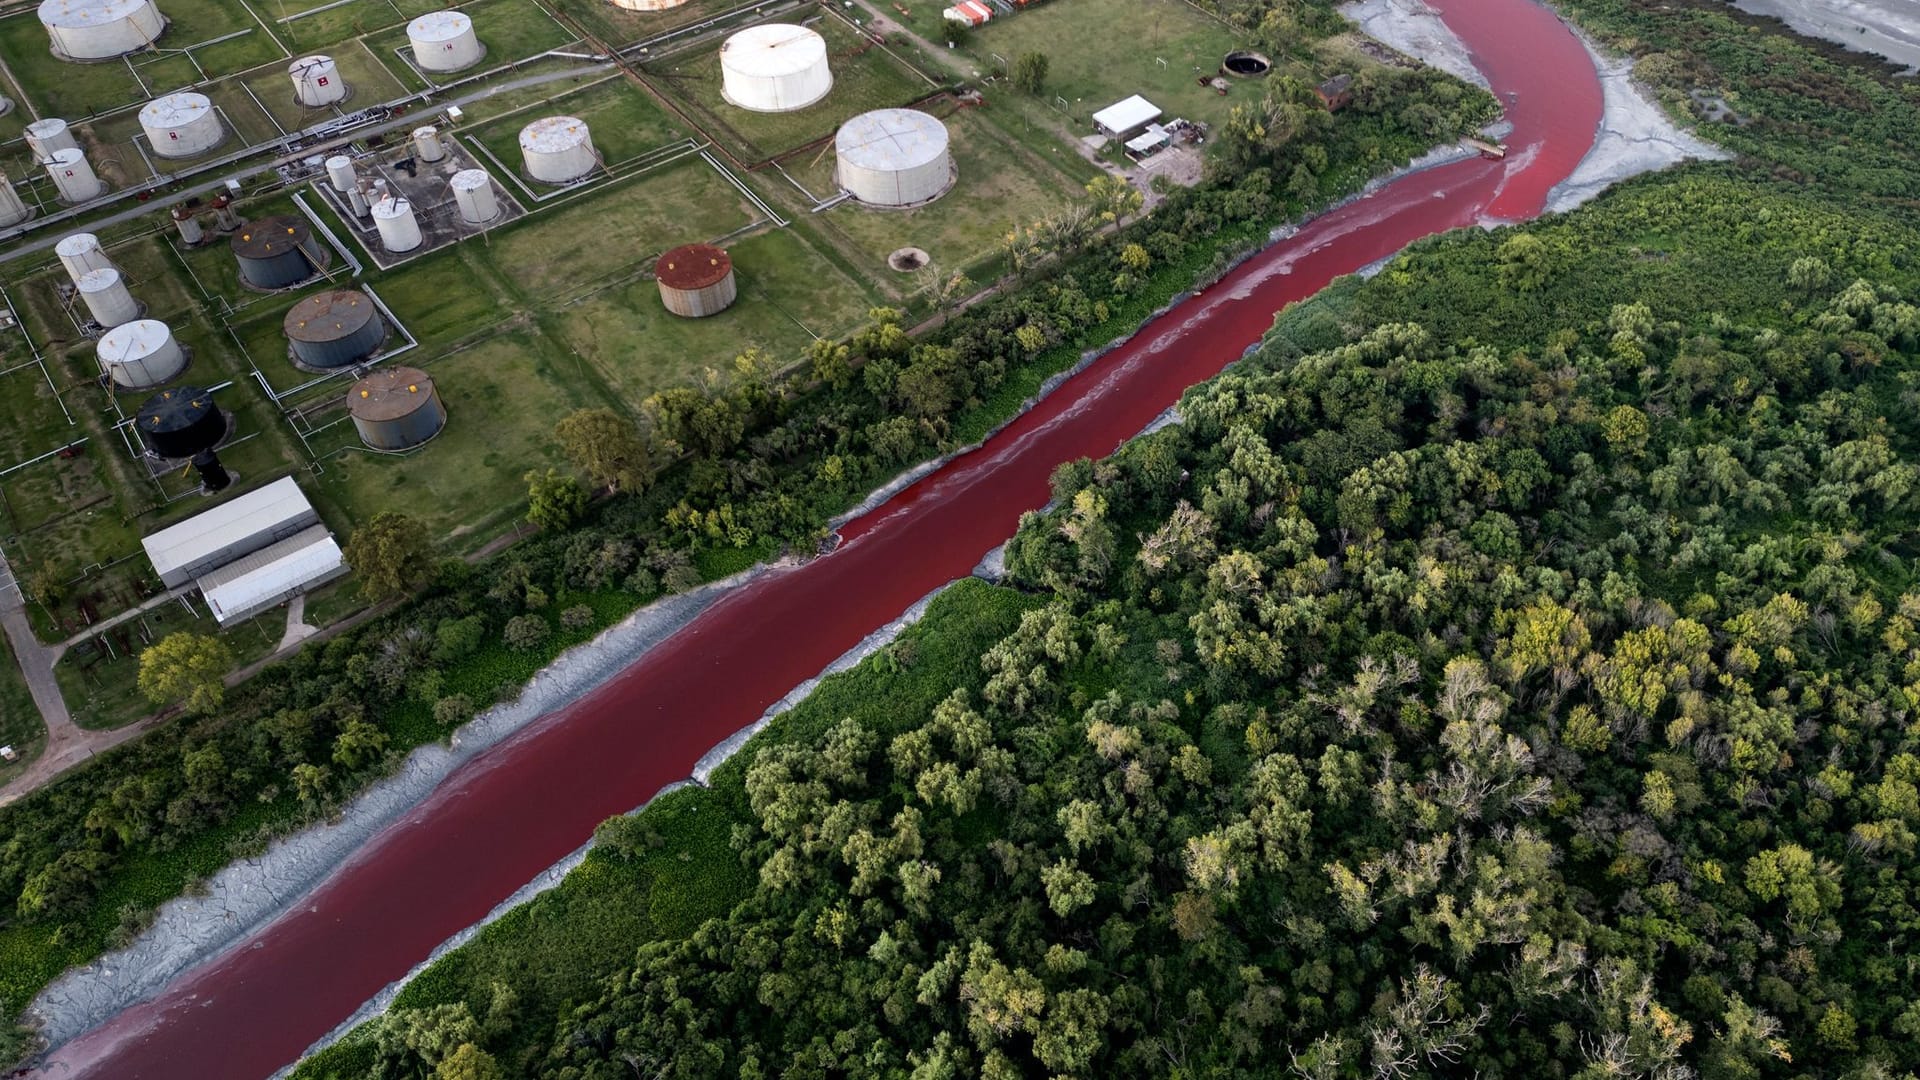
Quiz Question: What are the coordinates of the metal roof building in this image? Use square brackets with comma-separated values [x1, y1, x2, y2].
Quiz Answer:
[1092, 95, 1162, 138]
[197, 524, 345, 625]
[140, 476, 320, 587]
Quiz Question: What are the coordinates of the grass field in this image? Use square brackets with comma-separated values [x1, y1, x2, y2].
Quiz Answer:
[645, 11, 938, 162]
[796, 105, 1086, 288]
[961, 0, 1247, 133]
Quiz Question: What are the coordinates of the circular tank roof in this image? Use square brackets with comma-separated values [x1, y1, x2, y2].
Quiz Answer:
[230, 215, 311, 258]
[350, 367, 436, 421]
[55, 232, 100, 257]
[48, 148, 85, 167]
[139, 92, 213, 129]
[408, 11, 471, 41]
[836, 108, 949, 173]
[136, 385, 217, 436]
[720, 24, 828, 78]
[450, 168, 490, 192]
[285, 289, 377, 342]
[289, 54, 335, 75]
[25, 117, 68, 139]
[519, 116, 589, 153]
[38, 0, 150, 28]
[370, 196, 412, 220]
[98, 318, 172, 362]
[655, 244, 732, 291]
[76, 267, 122, 293]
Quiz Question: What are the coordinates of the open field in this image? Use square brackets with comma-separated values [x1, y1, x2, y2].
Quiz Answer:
[644, 10, 940, 162]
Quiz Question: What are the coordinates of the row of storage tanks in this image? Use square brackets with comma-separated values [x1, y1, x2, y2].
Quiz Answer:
[34, 0, 482, 73]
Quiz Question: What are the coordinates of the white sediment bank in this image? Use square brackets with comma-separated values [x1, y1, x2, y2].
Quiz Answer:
[1340, 0, 1489, 89]
[28, 568, 767, 1048]
[1546, 31, 1729, 213]
[1730, 0, 1920, 74]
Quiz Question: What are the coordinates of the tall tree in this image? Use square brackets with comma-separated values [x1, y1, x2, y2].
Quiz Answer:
[137, 632, 232, 714]
[524, 468, 589, 531]
[1012, 51, 1051, 95]
[343, 511, 433, 601]
[555, 408, 649, 494]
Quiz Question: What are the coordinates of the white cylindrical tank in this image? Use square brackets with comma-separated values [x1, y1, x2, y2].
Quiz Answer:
[407, 11, 482, 73]
[289, 55, 346, 107]
[348, 186, 370, 217]
[38, 0, 165, 61]
[372, 196, 422, 253]
[98, 319, 186, 390]
[47, 148, 103, 203]
[518, 116, 595, 184]
[450, 168, 498, 224]
[836, 108, 953, 207]
[140, 92, 222, 158]
[77, 267, 139, 327]
[325, 154, 356, 193]
[56, 232, 112, 280]
[171, 205, 203, 245]
[0, 173, 30, 227]
[412, 125, 446, 163]
[720, 24, 832, 113]
[25, 117, 77, 160]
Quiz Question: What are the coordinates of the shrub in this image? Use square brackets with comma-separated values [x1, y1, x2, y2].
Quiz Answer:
[503, 615, 550, 651]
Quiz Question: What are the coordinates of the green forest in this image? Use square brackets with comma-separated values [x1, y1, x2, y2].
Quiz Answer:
[297, 0, 1920, 1074]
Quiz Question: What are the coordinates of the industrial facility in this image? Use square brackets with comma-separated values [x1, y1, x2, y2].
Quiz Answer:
[371, 195, 423, 253]
[97, 318, 186, 390]
[140, 91, 223, 158]
[25, 117, 76, 158]
[134, 384, 226, 462]
[46, 148, 103, 203]
[720, 24, 833, 113]
[38, 0, 165, 61]
[284, 289, 386, 369]
[289, 55, 346, 107]
[835, 109, 954, 207]
[139, 476, 345, 625]
[231, 215, 327, 289]
[407, 11, 483, 73]
[450, 168, 499, 224]
[348, 366, 445, 450]
[55, 232, 112, 280]
[519, 116, 597, 184]
[76, 267, 139, 327]
[655, 243, 737, 317]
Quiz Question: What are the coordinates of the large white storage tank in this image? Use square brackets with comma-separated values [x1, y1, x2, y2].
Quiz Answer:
[77, 267, 139, 327]
[518, 116, 595, 183]
[98, 319, 186, 390]
[0, 173, 30, 227]
[55, 232, 112, 280]
[46, 149, 103, 203]
[408, 11, 482, 73]
[450, 168, 499, 224]
[836, 108, 953, 207]
[290, 55, 346, 107]
[140, 92, 222, 158]
[25, 118, 77, 159]
[720, 24, 832, 113]
[372, 196, 422, 253]
[38, 0, 165, 61]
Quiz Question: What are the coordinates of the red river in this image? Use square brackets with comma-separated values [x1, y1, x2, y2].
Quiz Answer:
[34, 1, 1604, 1075]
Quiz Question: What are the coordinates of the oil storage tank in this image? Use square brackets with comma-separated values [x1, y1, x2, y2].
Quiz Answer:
[134, 385, 225, 459]
[289, 55, 346, 107]
[610, 0, 689, 8]
[412, 125, 446, 163]
[371, 196, 422, 253]
[655, 243, 736, 317]
[408, 11, 482, 73]
[232, 215, 323, 289]
[720, 24, 831, 113]
[140, 91, 222, 158]
[47, 149, 102, 203]
[285, 289, 385, 368]
[98, 318, 186, 390]
[349, 367, 445, 450]
[77, 267, 139, 327]
[38, 0, 165, 60]
[24, 117, 77, 159]
[836, 108, 952, 207]
[55, 232, 112, 280]
[450, 168, 498, 224]
[518, 116, 595, 183]
[0, 172, 29, 227]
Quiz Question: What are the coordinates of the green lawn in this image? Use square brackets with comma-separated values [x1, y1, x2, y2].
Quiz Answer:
[645, 11, 939, 162]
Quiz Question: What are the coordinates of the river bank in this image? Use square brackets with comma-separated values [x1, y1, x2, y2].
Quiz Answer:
[1730, 0, 1920, 74]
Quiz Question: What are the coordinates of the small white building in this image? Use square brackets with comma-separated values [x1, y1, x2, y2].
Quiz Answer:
[1092, 94, 1162, 139]
[141, 476, 322, 588]
[196, 524, 346, 626]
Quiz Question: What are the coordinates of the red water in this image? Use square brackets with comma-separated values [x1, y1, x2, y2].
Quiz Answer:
[34, 3, 1602, 1076]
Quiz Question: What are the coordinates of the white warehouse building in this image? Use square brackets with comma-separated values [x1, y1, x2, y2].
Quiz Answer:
[720, 24, 832, 113]
[836, 108, 953, 207]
